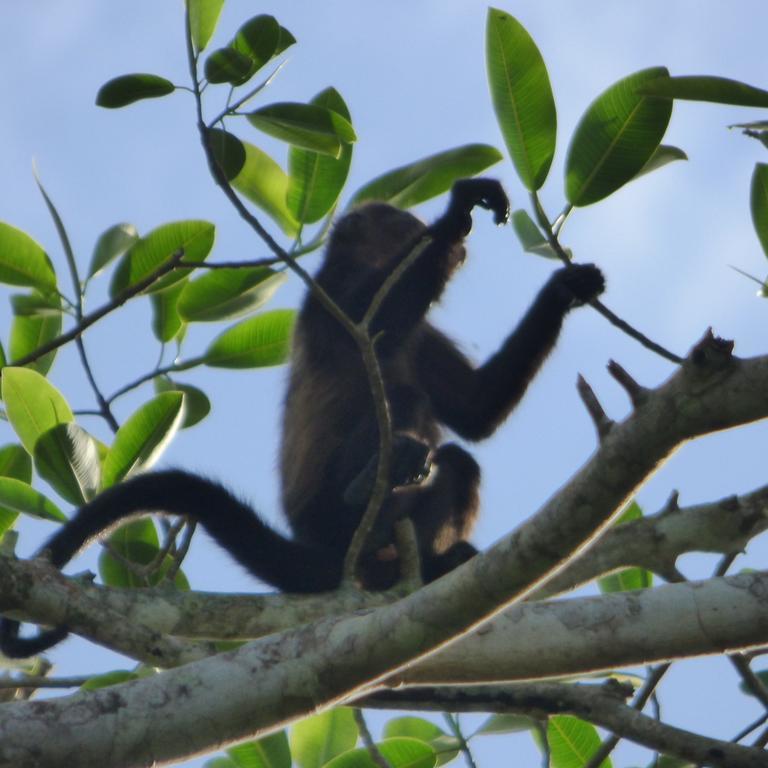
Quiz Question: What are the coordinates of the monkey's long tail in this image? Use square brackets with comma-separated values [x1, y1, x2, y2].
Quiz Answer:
[0, 470, 343, 658]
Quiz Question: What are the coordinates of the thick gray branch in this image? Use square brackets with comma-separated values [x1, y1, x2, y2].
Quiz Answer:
[1, 341, 768, 767]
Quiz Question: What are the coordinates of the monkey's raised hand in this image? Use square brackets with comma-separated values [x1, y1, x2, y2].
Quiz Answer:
[431, 178, 510, 241]
[545, 263, 605, 309]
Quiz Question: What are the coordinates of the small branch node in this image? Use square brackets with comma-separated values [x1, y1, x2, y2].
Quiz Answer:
[607, 359, 648, 407]
[689, 328, 735, 368]
[661, 490, 680, 516]
[576, 374, 614, 440]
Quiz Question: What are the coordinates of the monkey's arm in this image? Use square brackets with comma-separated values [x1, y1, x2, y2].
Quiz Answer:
[417, 264, 605, 441]
[0, 471, 343, 658]
[372, 179, 510, 345]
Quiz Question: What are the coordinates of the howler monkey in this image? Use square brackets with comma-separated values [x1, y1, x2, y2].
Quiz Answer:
[0, 178, 604, 657]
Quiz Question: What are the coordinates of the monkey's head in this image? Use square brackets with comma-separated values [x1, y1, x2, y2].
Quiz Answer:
[327, 202, 466, 276]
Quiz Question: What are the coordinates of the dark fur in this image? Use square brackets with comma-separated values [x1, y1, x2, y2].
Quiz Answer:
[0, 178, 604, 657]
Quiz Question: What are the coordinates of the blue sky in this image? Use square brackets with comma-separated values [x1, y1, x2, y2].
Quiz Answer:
[2, 2, 768, 766]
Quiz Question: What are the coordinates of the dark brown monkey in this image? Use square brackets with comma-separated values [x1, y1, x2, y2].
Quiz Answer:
[0, 178, 604, 656]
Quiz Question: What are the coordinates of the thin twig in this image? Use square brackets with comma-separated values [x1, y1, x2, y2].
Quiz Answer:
[5, 250, 186, 371]
[33, 171, 120, 432]
[0, 675, 89, 690]
[353, 709, 392, 768]
[583, 664, 670, 768]
[530, 193, 683, 365]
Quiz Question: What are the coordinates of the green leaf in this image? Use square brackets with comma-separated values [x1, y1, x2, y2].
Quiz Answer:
[150, 280, 187, 343]
[324, 739, 436, 768]
[565, 67, 673, 206]
[205, 48, 255, 85]
[96, 74, 175, 108]
[599, 565, 652, 593]
[350, 145, 503, 209]
[155, 378, 211, 429]
[751, 163, 768, 259]
[204, 310, 295, 369]
[0, 445, 32, 483]
[382, 718, 456, 765]
[634, 144, 687, 179]
[486, 9, 556, 191]
[247, 102, 356, 157]
[227, 731, 291, 768]
[81, 669, 140, 691]
[290, 708, 359, 768]
[232, 15, 280, 74]
[275, 26, 297, 56]
[0, 477, 65, 522]
[178, 267, 286, 322]
[98, 518, 159, 587]
[187, 0, 225, 52]
[2, 368, 74, 455]
[110, 220, 215, 298]
[102, 392, 185, 487]
[33, 423, 102, 505]
[383, 718, 445, 743]
[476, 713, 539, 735]
[288, 88, 353, 224]
[9, 298, 62, 374]
[11, 292, 63, 317]
[639, 75, 768, 107]
[231, 142, 299, 236]
[0, 222, 56, 291]
[511, 210, 564, 260]
[87, 223, 139, 280]
[208, 129, 248, 181]
[548, 716, 611, 768]
[0, 444, 32, 534]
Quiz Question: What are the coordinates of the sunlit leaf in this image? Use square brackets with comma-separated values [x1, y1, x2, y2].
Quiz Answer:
[565, 67, 672, 206]
[204, 310, 295, 369]
[511, 210, 564, 260]
[0, 222, 56, 291]
[751, 163, 768, 259]
[0, 444, 32, 534]
[634, 144, 687, 179]
[486, 9, 556, 190]
[9, 296, 62, 374]
[0, 477, 65, 522]
[34, 423, 102, 505]
[178, 267, 286, 322]
[150, 280, 187, 343]
[290, 709, 359, 768]
[2, 367, 73, 455]
[110, 220, 215, 297]
[102, 392, 185, 487]
[231, 142, 299, 235]
[324, 739, 436, 768]
[81, 670, 140, 691]
[287, 88, 353, 224]
[350, 145, 503, 209]
[227, 731, 291, 768]
[247, 102, 356, 157]
[155, 378, 211, 429]
[88, 223, 139, 280]
[639, 75, 768, 107]
[548, 716, 611, 768]
[476, 714, 539, 735]
[96, 74, 175, 108]
[188, 0, 225, 52]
